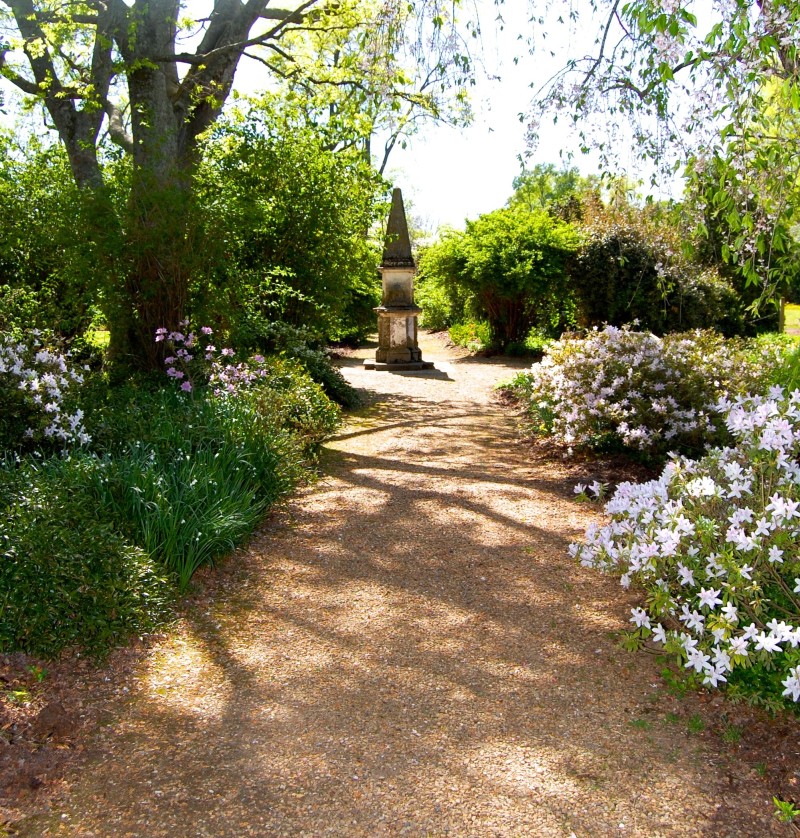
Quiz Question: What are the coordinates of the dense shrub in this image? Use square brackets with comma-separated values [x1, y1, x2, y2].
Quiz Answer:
[255, 322, 360, 408]
[513, 326, 782, 458]
[571, 389, 800, 712]
[416, 208, 579, 349]
[0, 135, 96, 341]
[194, 109, 385, 345]
[416, 232, 476, 331]
[0, 460, 171, 657]
[570, 224, 745, 335]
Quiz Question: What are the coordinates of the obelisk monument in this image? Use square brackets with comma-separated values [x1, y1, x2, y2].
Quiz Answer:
[364, 188, 433, 371]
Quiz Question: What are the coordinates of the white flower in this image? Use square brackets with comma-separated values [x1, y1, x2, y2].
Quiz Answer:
[753, 631, 782, 653]
[698, 588, 723, 610]
[728, 636, 749, 657]
[781, 667, 800, 702]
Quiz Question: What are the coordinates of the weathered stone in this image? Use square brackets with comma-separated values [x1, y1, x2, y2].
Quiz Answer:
[365, 188, 433, 371]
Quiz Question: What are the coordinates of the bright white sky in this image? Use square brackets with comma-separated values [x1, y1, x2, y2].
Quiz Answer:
[0, 0, 682, 230]
[384, 1, 683, 233]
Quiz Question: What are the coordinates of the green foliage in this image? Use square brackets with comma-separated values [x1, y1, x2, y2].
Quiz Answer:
[416, 230, 476, 331]
[770, 340, 800, 392]
[448, 321, 491, 351]
[508, 163, 599, 213]
[0, 459, 171, 657]
[569, 206, 746, 335]
[505, 328, 554, 358]
[418, 208, 579, 349]
[0, 134, 96, 342]
[248, 322, 361, 409]
[79, 360, 337, 590]
[773, 797, 800, 824]
[0, 352, 342, 659]
[193, 107, 386, 346]
[458, 207, 580, 347]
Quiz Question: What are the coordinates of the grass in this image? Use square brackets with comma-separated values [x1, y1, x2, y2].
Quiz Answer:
[783, 303, 800, 337]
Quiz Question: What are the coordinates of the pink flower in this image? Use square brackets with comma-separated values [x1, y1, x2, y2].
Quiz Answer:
[181, 381, 192, 392]
[201, 326, 213, 335]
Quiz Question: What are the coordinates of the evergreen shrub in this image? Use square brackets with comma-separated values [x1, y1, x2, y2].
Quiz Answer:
[0, 460, 171, 657]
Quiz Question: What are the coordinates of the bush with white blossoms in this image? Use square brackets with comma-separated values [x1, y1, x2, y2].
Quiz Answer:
[525, 325, 781, 457]
[571, 388, 800, 710]
[0, 331, 90, 449]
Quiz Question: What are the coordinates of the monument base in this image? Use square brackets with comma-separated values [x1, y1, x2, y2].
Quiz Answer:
[363, 359, 435, 371]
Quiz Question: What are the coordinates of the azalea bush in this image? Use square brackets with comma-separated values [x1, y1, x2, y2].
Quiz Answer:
[571, 389, 800, 711]
[515, 325, 782, 458]
[0, 331, 91, 452]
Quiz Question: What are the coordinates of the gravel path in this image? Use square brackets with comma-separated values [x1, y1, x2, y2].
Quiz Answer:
[20, 335, 792, 837]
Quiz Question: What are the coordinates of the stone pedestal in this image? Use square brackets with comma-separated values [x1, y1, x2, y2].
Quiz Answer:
[365, 188, 433, 372]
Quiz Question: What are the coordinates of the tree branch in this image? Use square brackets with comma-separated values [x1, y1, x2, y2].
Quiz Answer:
[581, 0, 621, 88]
[103, 100, 133, 153]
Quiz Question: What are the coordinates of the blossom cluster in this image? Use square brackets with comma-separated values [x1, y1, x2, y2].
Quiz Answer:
[156, 323, 269, 397]
[525, 325, 779, 456]
[570, 388, 800, 704]
[0, 331, 90, 446]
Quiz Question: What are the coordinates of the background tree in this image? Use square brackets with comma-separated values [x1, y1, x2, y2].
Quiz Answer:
[528, 0, 800, 309]
[262, 0, 475, 173]
[418, 206, 579, 349]
[0, 0, 475, 370]
[0, 130, 97, 343]
[193, 101, 386, 347]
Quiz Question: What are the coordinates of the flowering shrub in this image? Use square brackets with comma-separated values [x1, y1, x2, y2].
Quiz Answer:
[156, 320, 359, 408]
[571, 388, 800, 710]
[0, 331, 90, 450]
[157, 322, 304, 398]
[521, 325, 781, 457]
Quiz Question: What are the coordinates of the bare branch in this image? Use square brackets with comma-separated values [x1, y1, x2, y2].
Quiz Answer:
[164, 1, 326, 65]
[581, 0, 621, 88]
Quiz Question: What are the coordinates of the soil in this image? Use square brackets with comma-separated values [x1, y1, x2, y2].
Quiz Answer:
[2, 332, 799, 837]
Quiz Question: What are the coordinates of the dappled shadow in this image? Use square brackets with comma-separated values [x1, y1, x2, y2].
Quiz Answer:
[26, 359, 789, 838]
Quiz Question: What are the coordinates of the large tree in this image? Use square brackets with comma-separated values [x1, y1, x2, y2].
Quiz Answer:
[0, 0, 473, 368]
[528, 0, 800, 305]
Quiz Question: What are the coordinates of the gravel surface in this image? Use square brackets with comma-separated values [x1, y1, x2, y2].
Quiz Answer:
[12, 334, 797, 837]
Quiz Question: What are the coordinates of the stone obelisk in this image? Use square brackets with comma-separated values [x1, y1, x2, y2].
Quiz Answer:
[364, 188, 433, 371]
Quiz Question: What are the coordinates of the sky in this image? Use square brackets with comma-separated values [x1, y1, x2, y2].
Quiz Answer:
[0, 0, 682, 232]
[383, 1, 681, 233]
